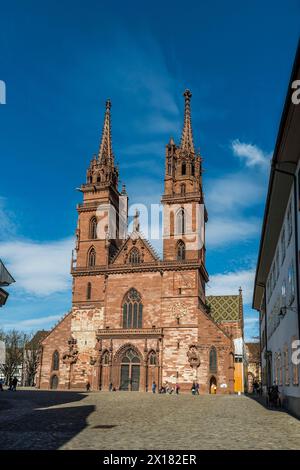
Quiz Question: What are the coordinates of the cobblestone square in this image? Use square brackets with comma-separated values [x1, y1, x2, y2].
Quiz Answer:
[1, 389, 300, 450]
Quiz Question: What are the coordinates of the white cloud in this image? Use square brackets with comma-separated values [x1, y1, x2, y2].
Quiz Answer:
[206, 216, 260, 248]
[206, 173, 265, 213]
[207, 269, 255, 304]
[0, 238, 73, 296]
[231, 139, 272, 168]
[3, 314, 62, 330]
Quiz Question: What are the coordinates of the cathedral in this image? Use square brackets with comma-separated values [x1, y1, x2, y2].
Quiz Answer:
[37, 90, 244, 393]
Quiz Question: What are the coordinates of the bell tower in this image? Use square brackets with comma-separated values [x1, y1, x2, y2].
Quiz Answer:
[161, 90, 206, 263]
[74, 99, 124, 274]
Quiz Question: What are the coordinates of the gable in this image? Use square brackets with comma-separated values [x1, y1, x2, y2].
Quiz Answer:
[110, 234, 159, 266]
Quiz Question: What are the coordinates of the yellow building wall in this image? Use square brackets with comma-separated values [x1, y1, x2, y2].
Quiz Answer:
[234, 362, 244, 393]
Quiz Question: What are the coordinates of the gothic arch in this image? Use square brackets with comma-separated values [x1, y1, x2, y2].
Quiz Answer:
[176, 240, 185, 261]
[87, 246, 96, 267]
[176, 208, 185, 235]
[89, 216, 97, 240]
[113, 343, 143, 364]
[128, 247, 141, 264]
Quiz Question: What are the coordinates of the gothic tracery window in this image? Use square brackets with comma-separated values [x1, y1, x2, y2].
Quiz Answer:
[129, 247, 140, 264]
[149, 351, 157, 365]
[88, 247, 96, 267]
[209, 346, 217, 373]
[181, 184, 186, 196]
[52, 350, 59, 371]
[89, 217, 97, 240]
[177, 240, 185, 261]
[122, 288, 143, 329]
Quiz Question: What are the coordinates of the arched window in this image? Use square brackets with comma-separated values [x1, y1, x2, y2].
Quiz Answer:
[182, 162, 186, 175]
[88, 247, 96, 267]
[176, 208, 185, 235]
[122, 288, 143, 329]
[129, 247, 140, 264]
[209, 346, 217, 373]
[89, 217, 97, 240]
[52, 350, 59, 371]
[87, 282, 92, 300]
[181, 184, 186, 196]
[177, 240, 185, 261]
[191, 162, 195, 176]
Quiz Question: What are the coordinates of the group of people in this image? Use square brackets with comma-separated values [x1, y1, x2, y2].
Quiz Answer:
[252, 380, 262, 395]
[267, 382, 281, 408]
[153, 381, 180, 394]
[191, 382, 200, 395]
[0, 377, 18, 391]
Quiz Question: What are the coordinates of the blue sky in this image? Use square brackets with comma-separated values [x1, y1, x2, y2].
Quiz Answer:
[0, 0, 299, 340]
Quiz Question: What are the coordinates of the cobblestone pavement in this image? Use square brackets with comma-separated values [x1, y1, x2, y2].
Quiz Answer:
[1, 389, 300, 450]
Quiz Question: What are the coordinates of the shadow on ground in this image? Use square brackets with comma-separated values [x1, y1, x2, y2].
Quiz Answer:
[0, 390, 95, 450]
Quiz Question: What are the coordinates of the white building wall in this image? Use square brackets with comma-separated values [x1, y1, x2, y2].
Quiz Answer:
[265, 182, 300, 406]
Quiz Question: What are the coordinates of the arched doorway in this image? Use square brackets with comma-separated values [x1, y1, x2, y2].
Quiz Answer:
[209, 376, 217, 394]
[120, 348, 141, 391]
[50, 374, 59, 390]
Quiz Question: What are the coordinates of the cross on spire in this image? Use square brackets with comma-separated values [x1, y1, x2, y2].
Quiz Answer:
[98, 99, 114, 163]
[180, 89, 195, 154]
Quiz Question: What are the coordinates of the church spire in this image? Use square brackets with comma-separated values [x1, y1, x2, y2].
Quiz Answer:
[98, 99, 114, 163]
[180, 89, 195, 154]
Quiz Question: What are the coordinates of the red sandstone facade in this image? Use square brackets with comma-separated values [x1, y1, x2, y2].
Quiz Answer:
[37, 90, 243, 393]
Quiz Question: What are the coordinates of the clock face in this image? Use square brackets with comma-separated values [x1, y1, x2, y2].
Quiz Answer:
[172, 301, 188, 319]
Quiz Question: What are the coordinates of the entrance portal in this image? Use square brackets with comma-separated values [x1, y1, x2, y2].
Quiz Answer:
[209, 376, 217, 394]
[119, 348, 140, 391]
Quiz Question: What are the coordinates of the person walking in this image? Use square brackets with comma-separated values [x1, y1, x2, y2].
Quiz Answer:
[151, 381, 157, 394]
[86, 381, 91, 392]
[195, 382, 200, 395]
[191, 382, 196, 395]
[175, 383, 180, 395]
[0, 378, 4, 391]
[12, 377, 18, 391]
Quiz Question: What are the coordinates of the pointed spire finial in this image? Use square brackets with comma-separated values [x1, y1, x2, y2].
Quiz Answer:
[180, 89, 195, 154]
[98, 98, 114, 163]
[133, 209, 140, 232]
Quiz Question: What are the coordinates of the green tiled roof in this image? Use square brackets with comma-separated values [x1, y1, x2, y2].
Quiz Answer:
[206, 295, 241, 323]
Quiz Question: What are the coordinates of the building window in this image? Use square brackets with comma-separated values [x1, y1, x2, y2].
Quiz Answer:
[177, 240, 185, 261]
[128, 247, 140, 264]
[88, 247, 96, 267]
[288, 263, 295, 305]
[287, 202, 292, 243]
[122, 288, 143, 329]
[281, 280, 286, 307]
[102, 351, 109, 365]
[281, 228, 286, 264]
[89, 217, 97, 240]
[209, 346, 217, 373]
[191, 162, 195, 176]
[181, 163, 186, 175]
[52, 350, 59, 371]
[168, 163, 172, 175]
[87, 282, 92, 300]
[181, 184, 186, 196]
[176, 208, 185, 235]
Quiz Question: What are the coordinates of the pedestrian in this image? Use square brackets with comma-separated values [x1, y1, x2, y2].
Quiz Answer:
[175, 383, 180, 395]
[191, 382, 196, 395]
[0, 378, 3, 391]
[12, 377, 18, 391]
[195, 382, 200, 395]
[86, 381, 91, 392]
[109, 382, 113, 392]
[152, 381, 157, 393]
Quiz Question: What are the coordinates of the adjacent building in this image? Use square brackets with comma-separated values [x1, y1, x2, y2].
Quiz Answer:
[0, 259, 15, 307]
[37, 90, 244, 393]
[245, 342, 261, 393]
[253, 43, 300, 417]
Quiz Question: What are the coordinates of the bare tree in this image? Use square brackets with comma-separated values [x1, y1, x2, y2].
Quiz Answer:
[24, 333, 41, 386]
[0, 329, 29, 385]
